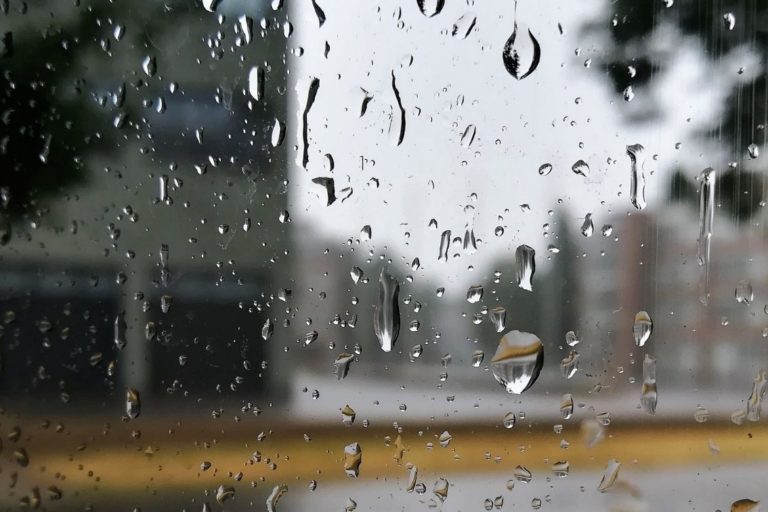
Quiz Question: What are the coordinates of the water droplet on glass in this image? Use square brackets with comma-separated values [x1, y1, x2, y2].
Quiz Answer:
[271, 118, 285, 147]
[432, 478, 449, 501]
[406, 465, 418, 492]
[265, 484, 287, 512]
[438, 430, 452, 447]
[344, 442, 362, 477]
[632, 311, 653, 347]
[565, 330, 580, 347]
[515, 244, 536, 291]
[747, 369, 767, 422]
[503, 412, 516, 429]
[248, 67, 265, 101]
[466, 285, 483, 303]
[202, 0, 221, 12]
[410, 344, 423, 359]
[626, 143, 647, 210]
[389, 71, 406, 146]
[560, 393, 574, 419]
[341, 404, 356, 426]
[581, 214, 594, 237]
[142, 55, 156, 77]
[438, 230, 452, 262]
[334, 353, 355, 380]
[297, 77, 320, 168]
[114, 313, 127, 349]
[571, 159, 590, 177]
[723, 12, 736, 30]
[560, 350, 579, 379]
[597, 459, 621, 492]
[125, 388, 140, 419]
[350, 266, 364, 284]
[641, 354, 657, 415]
[261, 318, 274, 341]
[502, 22, 541, 80]
[694, 405, 710, 423]
[416, 0, 445, 17]
[312, 177, 336, 206]
[451, 13, 477, 39]
[731, 499, 761, 512]
[735, 280, 754, 305]
[514, 465, 532, 483]
[374, 269, 400, 352]
[748, 143, 759, 159]
[491, 330, 544, 394]
[622, 85, 634, 102]
[697, 168, 716, 305]
[311, 0, 326, 26]
[216, 485, 235, 504]
[552, 461, 570, 478]
[472, 350, 485, 368]
[460, 124, 476, 147]
[490, 307, 507, 333]
[538, 163, 553, 176]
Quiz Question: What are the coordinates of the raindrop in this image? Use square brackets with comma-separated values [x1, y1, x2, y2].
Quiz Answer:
[515, 244, 536, 291]
[514, 465, 532, 483]
[697, 168, 716, 305]
[374, 269, 400, 352]
[343, 442, 362, 477]
[735, 280, 754, 305]
[290, 79, 318, 168]
[202, 0, 221, 12]
[580, 214, 594, 237]
[552, 461, 570, 478]
[490, 330, 544, 394]
[571, 160, 589, 177]
[597, 459, 621, 492]
[560, 351, 579, 379]
[142, 55, 156, 77]
[248, 67, 265, 101]
[502, 21, 541, 80]
[390, 71, 406, 146]
[432, 478, 449, 501]
[626, 143, 647, 210]
[723, 12, 735, 30]
[641, 354, 657, 415]
[451, 13, 477, 39]
[731, 499, 761, 511]
[748, 143, 759, 159]
[416, 0, 445, 18]
[114, 313, 127, 349]
[311, 0, 326, 27]
[265, 485, 287, 512]
[472, 350, 485, 367]
[460, 124, 477, 147]
[238, 15, 253, 44]
[746, 369, 767, 422]
[406, 465, 418, 492]
[538, 163, 553, 176]
[341, 405, 356, 426]
[490, 306, 507, 333]
[466, 285, 483, 303]
[334, 353, 355, 380]
[216, 485, 235, 504]
[438, 230, 451, 261]
[125, 388, 140, 419]
[271, 119, 285, 147]
[312, 177, 336, 206]
[560, 393, 574, 419]
[632, 311, 653, 347]
[503, 412, 516, 429]
[438, 431, 452, 447]
[565, 330, 580, 347]
[623, 85, 634, 102]
[261, 318, 274, 341]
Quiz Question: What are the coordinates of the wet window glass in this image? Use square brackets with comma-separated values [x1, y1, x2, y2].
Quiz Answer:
[1, 0, 767, 510]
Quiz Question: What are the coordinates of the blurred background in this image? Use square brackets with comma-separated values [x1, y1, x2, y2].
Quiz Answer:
[0, 0, 767, 510]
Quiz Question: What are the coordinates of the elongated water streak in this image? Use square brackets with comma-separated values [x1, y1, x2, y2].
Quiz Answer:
[697, 168, 716, 305]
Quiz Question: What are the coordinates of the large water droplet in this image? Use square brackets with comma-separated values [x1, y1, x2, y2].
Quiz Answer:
[515, 244, 535, 291]
[731, 499, 761, 512]
[748, 143, 759, 159]
[202, 0, 221, 12]
[248, 67, 265, 101]
[723, 12, 736, 30]
[438, 230, 451, 261]
[389, 71, 406, 146]
[632, 311, 652, 347]
[416, 0, 445, 17]
[261, 318, 274, 341]
[735, 280, 754, 305]
[538, 163, 553, 176]
[271, 118, 285, 147]
[490, 330, 544, 394]
[560, 351, 579, 379]
[626, 143, 647, 210]
[502, 23, 541, 80]
[580, 214, 594, 237]
[373, 269, 400, 352]
[560, 393, 574, 419]
[142, 55, 156, 77]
